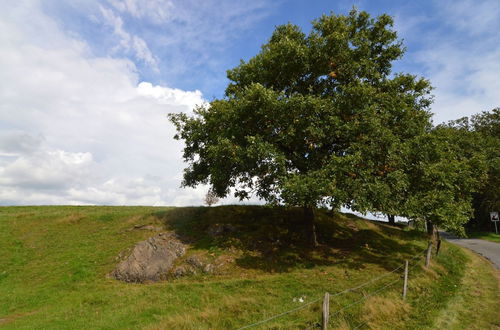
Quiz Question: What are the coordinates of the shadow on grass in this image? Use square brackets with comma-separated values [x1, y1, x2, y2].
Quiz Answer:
[150, 205, 425, 273]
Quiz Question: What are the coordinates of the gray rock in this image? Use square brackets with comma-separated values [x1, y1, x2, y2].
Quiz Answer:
[203, 264, 215, 273]
[173, 266, 187, 278]
[186, 255, 205, 269]
[112, 233, 186, 283]
[173, 265, 196, 278]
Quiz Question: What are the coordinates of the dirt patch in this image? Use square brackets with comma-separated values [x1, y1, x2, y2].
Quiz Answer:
[112, 232, 186, 283]
[345, 221, 360, 232]
[130, 224, 163, 231]
[0, 310, 39, 325]
[55, 214, 84, 224]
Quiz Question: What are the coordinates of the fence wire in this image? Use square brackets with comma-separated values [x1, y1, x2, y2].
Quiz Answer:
[328, 277, 401, 323]
[236, 296, 322, 330]
[236, 248, 426, 329]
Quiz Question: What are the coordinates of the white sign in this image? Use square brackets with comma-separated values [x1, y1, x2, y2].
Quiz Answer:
[491, 212, 499, 222]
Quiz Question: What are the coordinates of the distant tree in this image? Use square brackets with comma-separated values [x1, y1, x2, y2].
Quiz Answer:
[404, 124, 488, 239]
[469, 108, 500, 230]
[205, 189, 219, 207]
[445, 108, 499, 231]
[169, 9, 432, 246]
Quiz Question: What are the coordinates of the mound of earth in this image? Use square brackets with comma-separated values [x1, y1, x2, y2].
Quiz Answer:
[112, 232, 186, 283]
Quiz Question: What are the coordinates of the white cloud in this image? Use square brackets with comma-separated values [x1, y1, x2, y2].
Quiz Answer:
[66, 177, 165, 206]
[0, 132, 44, 156]
[38, 0, 277, 98]
[0, 0, 217, 206]
[393, 0, 500, 124]
[99, 5, 159, 70]
[438, 0, 500, 36]
[137, 82, 204, 107]
[0, 143, 95, 190]
[418, 45, 500, 123]
[108, 0, 175, 24]
[117, 0, 278, 92]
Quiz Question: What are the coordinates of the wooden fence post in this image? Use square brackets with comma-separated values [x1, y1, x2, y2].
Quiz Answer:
[403, 260, 408, 300]
[322, 292, 330, 330]
[425, 241, 432, 267]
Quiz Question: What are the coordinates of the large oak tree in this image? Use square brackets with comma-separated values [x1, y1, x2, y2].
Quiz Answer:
[169, 9, 433, 246]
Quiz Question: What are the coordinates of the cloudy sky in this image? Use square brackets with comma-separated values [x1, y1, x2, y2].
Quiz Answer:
[1, 0, 499, 206]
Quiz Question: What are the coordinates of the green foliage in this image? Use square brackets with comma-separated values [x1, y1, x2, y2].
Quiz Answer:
[169, 9, 433, 212]
[469, 109, 499, 228]
[441, 108, 499, 231]
[404, 124, 488, 235]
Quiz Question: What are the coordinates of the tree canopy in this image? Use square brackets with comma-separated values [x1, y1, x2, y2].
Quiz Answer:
[403, 123, 487, 235]
[443, 108, 499, 231]
[169, 9, 433, 225]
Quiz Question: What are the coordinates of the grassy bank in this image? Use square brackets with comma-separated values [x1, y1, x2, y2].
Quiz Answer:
[432, 248, 500, 329]
[467, 231, 500, 243]
[0, 206, 497, 329]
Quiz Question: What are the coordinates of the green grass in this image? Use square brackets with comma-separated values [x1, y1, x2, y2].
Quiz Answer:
[402, 243, 468, 329]
[0, 205, 498, 329]
[432, 248, 500, 329]
[467, 230, 500, 243]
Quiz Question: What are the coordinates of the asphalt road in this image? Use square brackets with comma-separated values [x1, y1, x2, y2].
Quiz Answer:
[441, 231, 500, 270]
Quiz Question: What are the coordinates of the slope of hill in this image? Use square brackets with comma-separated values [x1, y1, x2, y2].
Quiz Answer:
[0, 206, 497, 329]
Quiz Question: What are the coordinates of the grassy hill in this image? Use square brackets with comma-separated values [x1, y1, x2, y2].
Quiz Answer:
[0, 206, 498, 329]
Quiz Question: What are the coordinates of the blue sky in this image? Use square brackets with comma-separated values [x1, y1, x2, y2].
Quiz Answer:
[0, 0, 499, 206]
[40, 0, 500, 120]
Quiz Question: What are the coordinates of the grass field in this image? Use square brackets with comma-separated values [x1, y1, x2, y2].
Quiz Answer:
[467, 230, 500, 243]
[0, 205, 498, 329]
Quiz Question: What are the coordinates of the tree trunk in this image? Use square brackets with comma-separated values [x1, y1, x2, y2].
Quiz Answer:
[426, 219, 434, 238]
[304, 206, 319, 248]
[387, 214, 395, 225]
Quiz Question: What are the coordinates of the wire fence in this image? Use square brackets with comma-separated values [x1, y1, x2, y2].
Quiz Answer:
[329, 277, 401, 320]
[351, 320, 368, 330]
[236, 248, 427, 329]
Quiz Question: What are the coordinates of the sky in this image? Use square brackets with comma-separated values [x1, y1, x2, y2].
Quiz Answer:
[1, 0, 499, 207]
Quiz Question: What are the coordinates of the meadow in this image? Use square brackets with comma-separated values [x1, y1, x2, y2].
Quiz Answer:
[0, 206, 498, 329]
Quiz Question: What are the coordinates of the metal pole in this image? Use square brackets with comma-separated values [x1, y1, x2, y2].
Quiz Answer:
[495, 221, 498, 235]
[403, 260, 408, 300]
[322, 292, 329, 330]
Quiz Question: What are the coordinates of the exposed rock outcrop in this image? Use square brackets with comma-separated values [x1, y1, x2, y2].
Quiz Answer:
[172, 254, 216, 278]
[112, 233, 186, 283]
